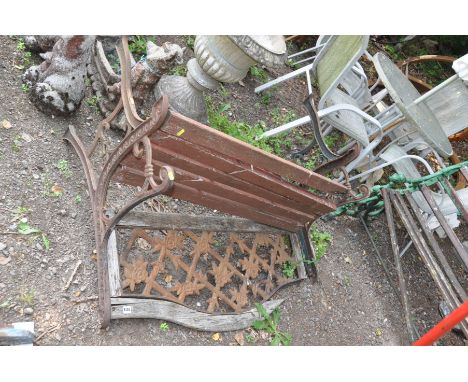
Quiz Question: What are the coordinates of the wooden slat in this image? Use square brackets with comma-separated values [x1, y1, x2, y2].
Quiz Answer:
[158, 112, 348, 193]
[119, 154, 315, 223]
[290, 233, 307, 280]
[117, 211, 286, 233]
[151, 131, 335, 215]
[107, 231, 122, 297]
[113, 166, 302, 232]
[150, 141, 328, 216]
[110, 298, 284, 331]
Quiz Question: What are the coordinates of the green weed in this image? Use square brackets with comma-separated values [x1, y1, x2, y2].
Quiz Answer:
[245, 334, 256, 343]
[159, 322, 169, 332]
[252, 304, 292, 346]
[85, 95, 100, 111]
[21, 83, 30, 93]
[218, 84, 230, 98]
[249, 65, 268, 83]
[19, 290, 35, 306]
[12, 135, 22, 152]
[184, 35, 196, 50]
[384, 44, 404, 61]
[260, 92, 273, 105]
[17, 221, 50, 251]
[15, 206, 31, 216]
[128, 36, 156, 60]
[324, 132, 340, 148]
[16, 38, 25, 51]
[271, 107, 296, 126]
[282, 260, 297, 278]
[205, 96, 285, 155]
[170, 65, 187, 76]
[308, 225, 332, 263]
[16, 38, 33, 68]
[23, 51, 32, 67]
[56, 159, 72, 178]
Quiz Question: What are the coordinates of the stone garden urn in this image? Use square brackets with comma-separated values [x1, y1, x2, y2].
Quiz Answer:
[154, 35, 287, 123]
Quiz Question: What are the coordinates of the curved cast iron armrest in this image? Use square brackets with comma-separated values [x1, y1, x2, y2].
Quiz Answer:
[298, 93, 338, 160]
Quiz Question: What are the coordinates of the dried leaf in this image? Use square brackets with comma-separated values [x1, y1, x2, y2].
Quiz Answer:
[211, 332, 221, 341]
[74, 291, 81, 297]
[164, 274, 173, 283]
[50, 185, 64, 195]
[2, 119, 12, 129]
[0, 255, 12, 265]
[234, 332, 244, 346]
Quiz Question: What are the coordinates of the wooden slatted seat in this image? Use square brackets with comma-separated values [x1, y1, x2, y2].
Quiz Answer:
[113, 108, 347, 233]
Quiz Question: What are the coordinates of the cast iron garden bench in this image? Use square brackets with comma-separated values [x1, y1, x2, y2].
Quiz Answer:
[64, 37, 350, 331]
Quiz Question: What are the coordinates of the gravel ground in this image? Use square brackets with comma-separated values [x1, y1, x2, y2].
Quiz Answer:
[0, 35, 466, 346]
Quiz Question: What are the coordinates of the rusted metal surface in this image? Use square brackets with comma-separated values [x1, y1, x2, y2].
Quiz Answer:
[118, 228, 300, 314]
[64, 36, 344, 328]
[64, 98, 175, 328]
[313, 142, 361, 176]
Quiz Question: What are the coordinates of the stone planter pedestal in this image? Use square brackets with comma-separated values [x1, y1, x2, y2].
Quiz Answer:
[154, 35, 287, 123]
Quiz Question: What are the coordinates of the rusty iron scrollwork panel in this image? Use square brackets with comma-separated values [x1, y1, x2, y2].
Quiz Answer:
[118, 228, 300, 313]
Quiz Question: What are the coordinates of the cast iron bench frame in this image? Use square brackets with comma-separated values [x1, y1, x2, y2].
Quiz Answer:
[64, 36, 350, 330]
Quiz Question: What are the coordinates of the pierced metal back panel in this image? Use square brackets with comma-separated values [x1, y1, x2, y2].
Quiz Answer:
[118, 228, 298, 313]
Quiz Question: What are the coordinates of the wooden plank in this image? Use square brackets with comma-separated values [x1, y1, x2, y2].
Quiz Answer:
[150, 141, 327, 216]
[150, 132, 335, 214]
[119, 153, 316, 222]
[107, 230, 122, 297]
[290, 233, 307, 280]
[110, 298, 284, 332]
[158, 112, 348, 193]
[117, 211, 287, 234]
[113, 166, 303, 232]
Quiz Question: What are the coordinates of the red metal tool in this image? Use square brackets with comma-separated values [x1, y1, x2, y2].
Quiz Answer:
[413, 299, 468, 346]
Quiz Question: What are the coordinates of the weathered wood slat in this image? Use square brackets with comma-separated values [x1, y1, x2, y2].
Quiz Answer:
[107, 231, 122, 297]
[290, 233, 307, 280]
[159, 111, 348, 193]
[113, 167, 303, 232]
[117, 211, 286, 233]
[119, 154, 315, 223]
[151, 130, 337, 214]
[149, 142, 326, 216]
[110, 298, 284, 331]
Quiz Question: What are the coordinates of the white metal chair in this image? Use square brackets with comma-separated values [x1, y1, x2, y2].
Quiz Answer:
[287, 35, 329, 66]
[256, 36, 389, 176]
